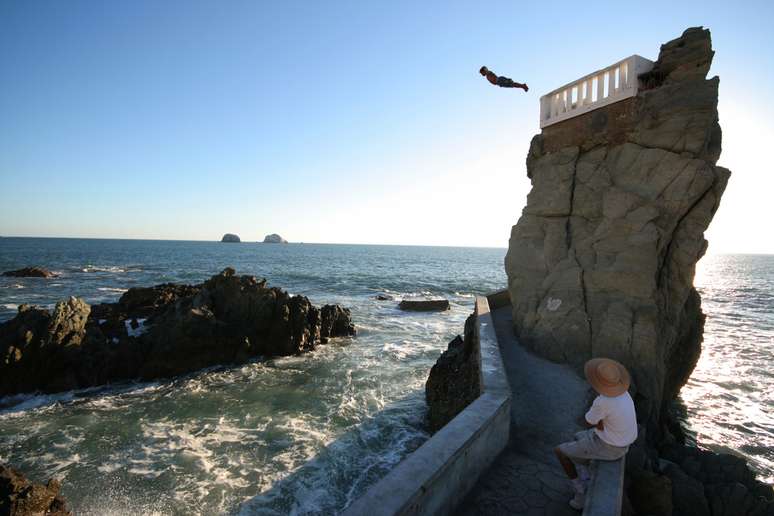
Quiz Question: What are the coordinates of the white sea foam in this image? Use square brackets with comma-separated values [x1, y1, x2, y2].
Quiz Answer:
[1, 304, 18, 310]
[125, 318, 148, 337]
[82, 265, 142, 274]
[98, 287, 129, 293]
[0, 392, 76, 417]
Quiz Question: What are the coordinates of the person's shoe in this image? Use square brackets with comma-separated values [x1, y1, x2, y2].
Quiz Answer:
[569, 478, 586, 510]
[569, 490, 585, 510]
[577, 464, 591, 482]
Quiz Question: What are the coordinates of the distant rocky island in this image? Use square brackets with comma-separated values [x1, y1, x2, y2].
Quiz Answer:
[263, 234, 288, 244]
[221, 233, 241, 243]
[0, 268, 355, 396]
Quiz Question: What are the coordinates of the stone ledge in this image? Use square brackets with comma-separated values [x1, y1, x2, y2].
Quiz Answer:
[583, 456, 626, 516]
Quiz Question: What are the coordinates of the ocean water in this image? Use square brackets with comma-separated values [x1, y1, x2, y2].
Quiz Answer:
[0, 239, 771, 515]
[0, 238, 505, 515]
[684, 255, 774, 483]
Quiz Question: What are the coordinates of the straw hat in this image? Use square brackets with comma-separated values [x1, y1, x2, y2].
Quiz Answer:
[584, 358, 630, 397]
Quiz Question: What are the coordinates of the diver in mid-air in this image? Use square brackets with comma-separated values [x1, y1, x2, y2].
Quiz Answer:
[479, 66, 528, 91]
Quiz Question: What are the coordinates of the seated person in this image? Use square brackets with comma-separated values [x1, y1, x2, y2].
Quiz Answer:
[554, 358, 637, 510]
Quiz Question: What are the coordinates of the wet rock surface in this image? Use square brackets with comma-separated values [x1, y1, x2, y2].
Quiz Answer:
[425, 313, 480, 432]
[0, 464, 71, 516]
[0, 268, 355, 396]
[623, 442, 774, 516]
[399, 299, 450, 312]
[1, 267, 56, 278]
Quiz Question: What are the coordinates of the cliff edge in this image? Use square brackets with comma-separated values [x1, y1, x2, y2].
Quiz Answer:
[504, 27, 729, 434]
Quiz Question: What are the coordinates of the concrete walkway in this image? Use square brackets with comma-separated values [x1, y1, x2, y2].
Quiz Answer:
[456, 306, 593, 515]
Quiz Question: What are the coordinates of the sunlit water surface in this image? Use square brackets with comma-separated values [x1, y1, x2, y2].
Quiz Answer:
[0, 239, 771, 514]
[683, 254, 774, 483]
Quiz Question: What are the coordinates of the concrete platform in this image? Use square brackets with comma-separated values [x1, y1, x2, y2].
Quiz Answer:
[456, 305, 593, 515]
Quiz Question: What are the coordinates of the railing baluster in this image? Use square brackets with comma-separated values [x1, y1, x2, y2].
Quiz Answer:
[597, 72, 605, 102]
[608, 69, 616, 96]
[588, 79, 595, 104]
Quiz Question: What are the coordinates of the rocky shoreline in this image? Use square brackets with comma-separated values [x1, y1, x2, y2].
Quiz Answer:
[0, 267, 355, 397]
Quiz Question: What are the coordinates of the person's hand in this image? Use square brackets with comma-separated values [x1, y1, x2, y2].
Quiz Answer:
[522, 84, 529, 92]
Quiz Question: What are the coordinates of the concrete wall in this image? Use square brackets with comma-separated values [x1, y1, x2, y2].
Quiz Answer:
[583, 456, 626, 516]
[342, 296, 511, 516]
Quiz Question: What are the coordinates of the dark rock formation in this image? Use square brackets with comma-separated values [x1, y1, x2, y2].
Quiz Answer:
[0, 464, 70, 516]
[0, 268, 355, 396]
[398, 299, 450, 312]
[263, 234, 288, 244]
[221, 233, 241, 243]
[504, 27, 729, 433]
[623, 443, 774, 516]
[425, 313, 480, 432]
[1, 267, 56, 278]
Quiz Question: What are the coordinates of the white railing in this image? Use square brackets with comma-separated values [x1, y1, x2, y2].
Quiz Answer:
[539, 55, 653, 128]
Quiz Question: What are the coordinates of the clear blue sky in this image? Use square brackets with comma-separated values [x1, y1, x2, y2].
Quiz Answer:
[1, 1, 772, 251]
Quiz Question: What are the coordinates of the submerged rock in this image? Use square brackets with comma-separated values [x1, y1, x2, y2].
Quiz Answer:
[263, 234, 288, 244]
[0, 464, 71, 516]
[221, 233, 241, 243]
[425, 313, 480, 432]
[398, 299, 450, 312]
[1, 267, 56, 278]
[504, 27, 729, 432]
[0, 268, 355, 396]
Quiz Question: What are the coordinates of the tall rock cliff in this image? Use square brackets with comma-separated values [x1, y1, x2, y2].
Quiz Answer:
[504, 27, 729, 433]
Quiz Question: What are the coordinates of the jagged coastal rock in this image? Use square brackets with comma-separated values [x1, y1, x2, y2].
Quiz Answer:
[263, 234, 288, 244]
[504, 27, 729, 432]
[425, 313, 480, 432]
[1, 267, 56, 278]
[221, 233, 241, 243]
[0, 268, 355, 396]
[0, 464, 71, 516]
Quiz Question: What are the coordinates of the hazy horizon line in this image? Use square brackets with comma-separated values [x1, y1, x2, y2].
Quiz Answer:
[0, 234, 511, 250]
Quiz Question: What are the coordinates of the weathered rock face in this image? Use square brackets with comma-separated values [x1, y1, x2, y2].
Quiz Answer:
[425, 313, 480, 432]
[263, 234, 288, 244]
[0, 464, 71, 516]
[1, 267, 57, 278]
[504, 27, 729, 432]
[0, 268, 355, 396]
[221, 233, 241, 243]
[624, 444, 774, 516]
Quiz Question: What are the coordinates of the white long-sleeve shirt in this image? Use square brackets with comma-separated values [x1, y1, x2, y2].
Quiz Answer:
[585, 391, 638, 447]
